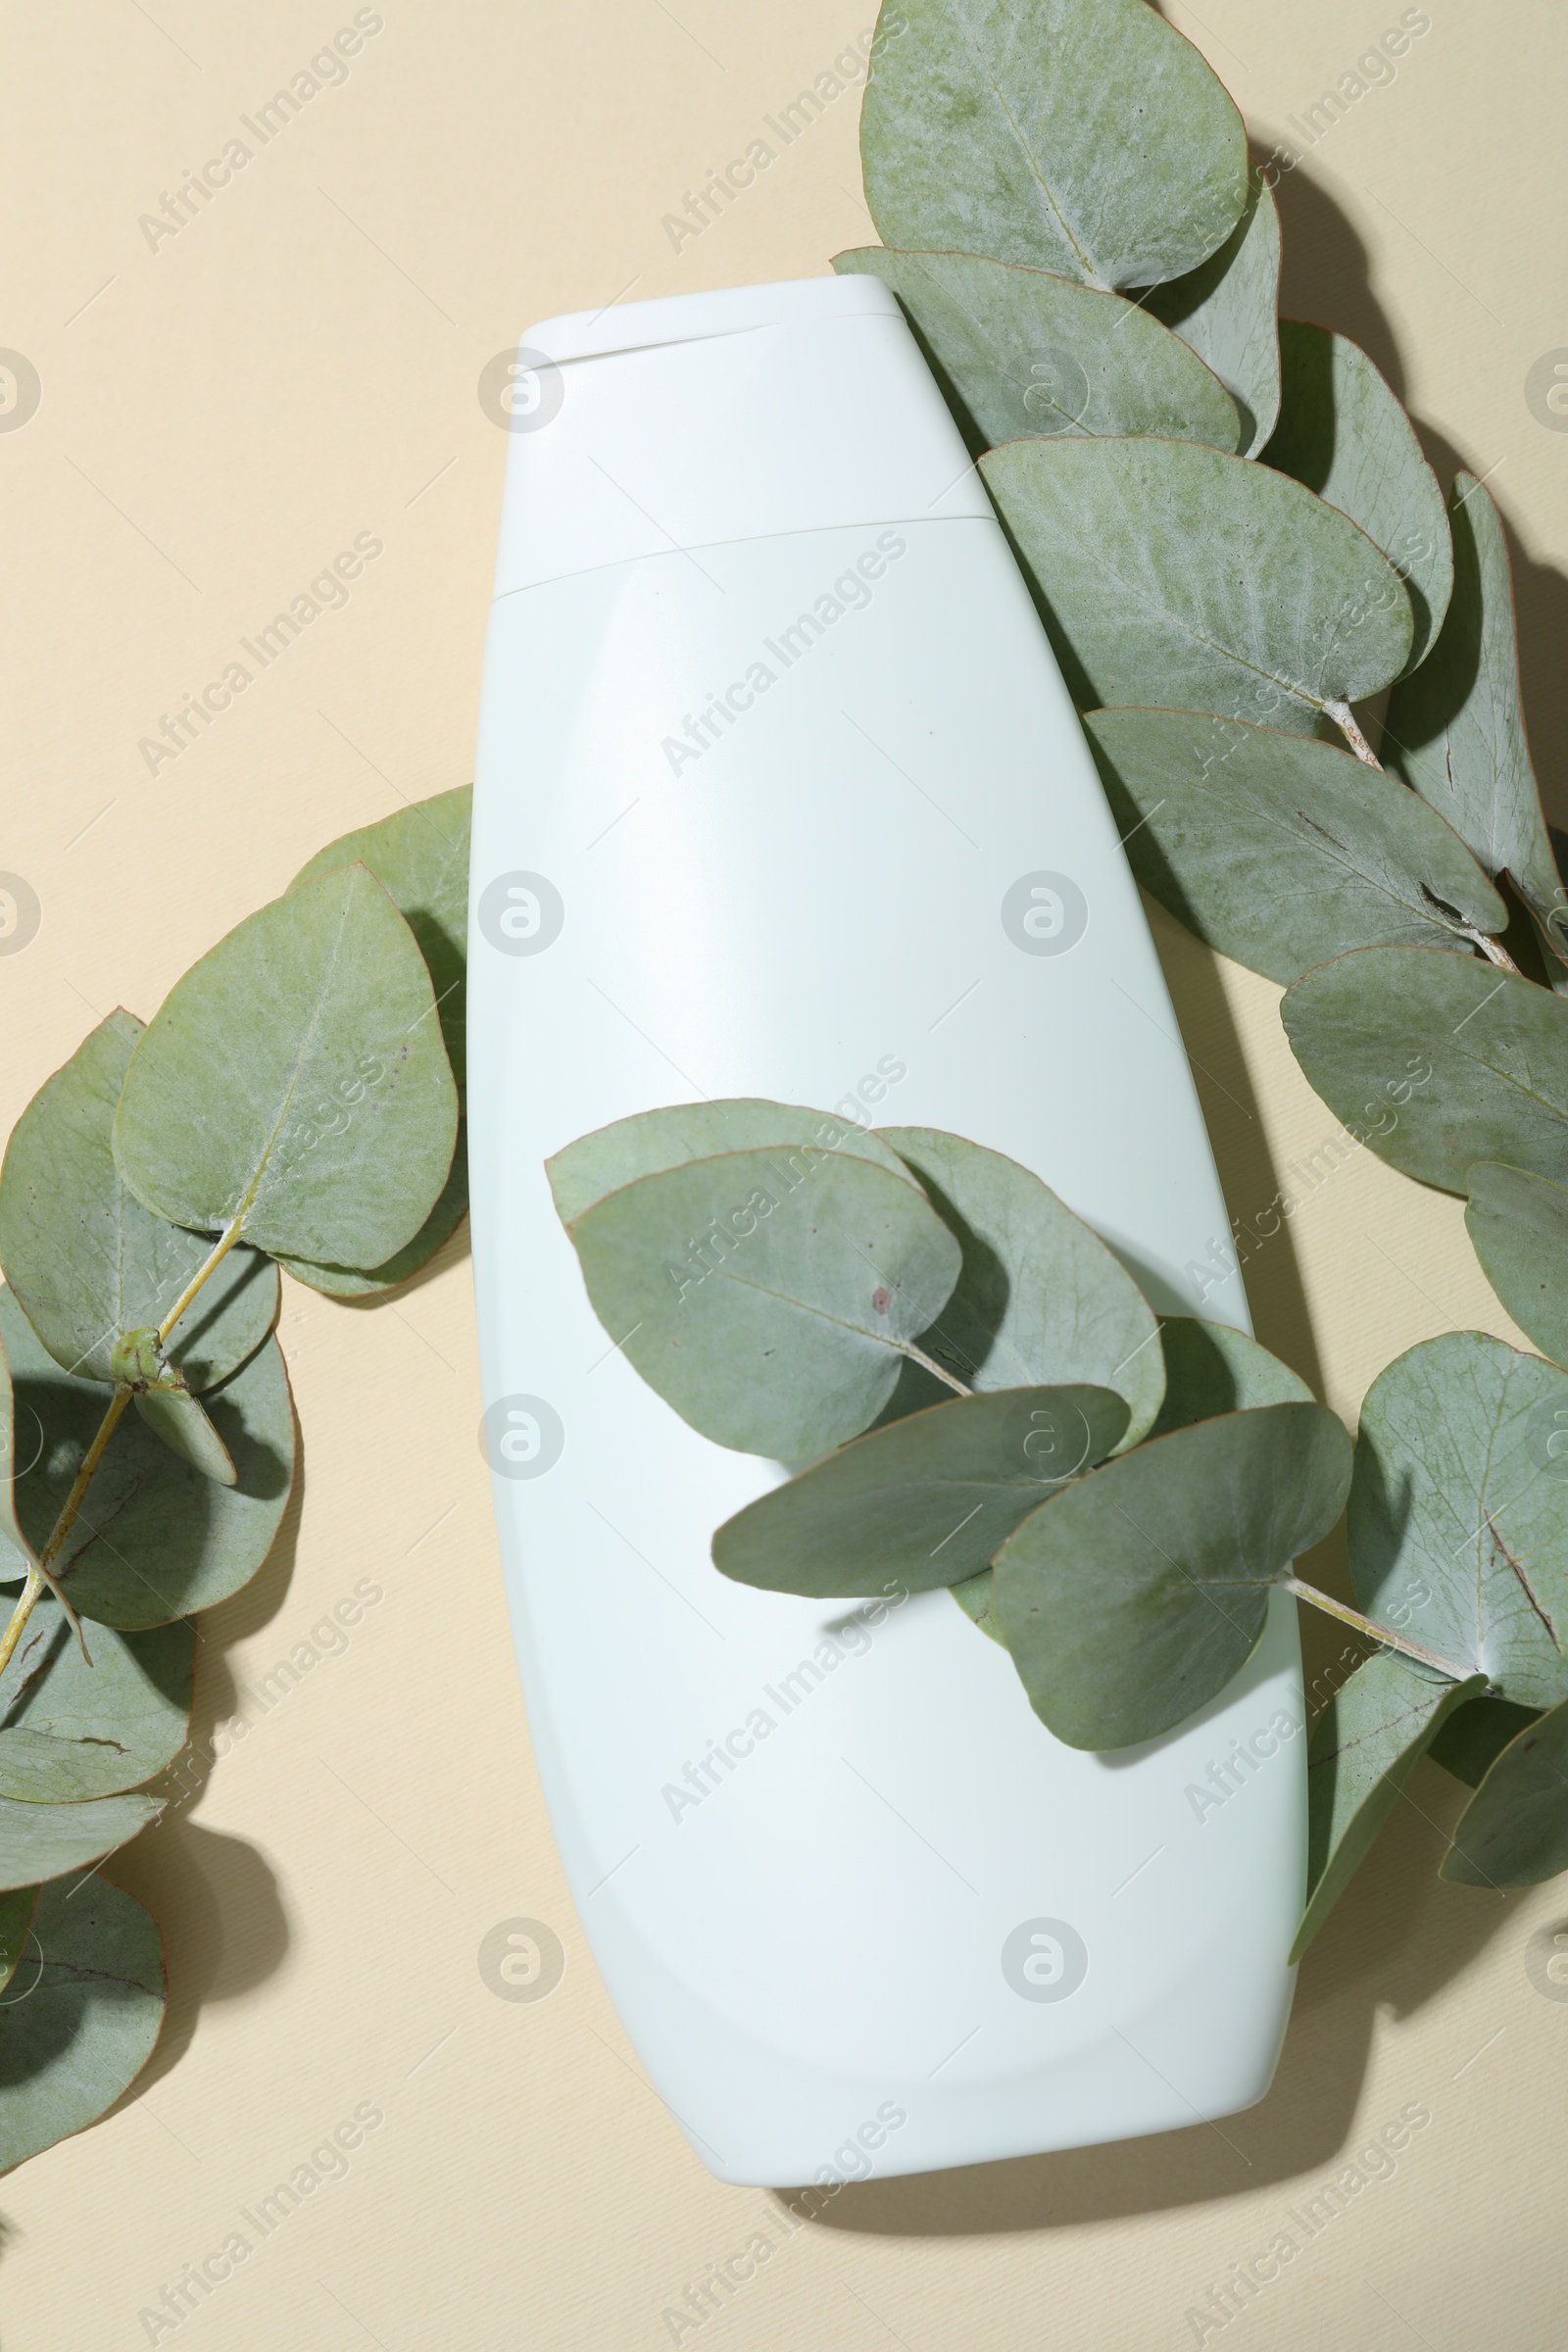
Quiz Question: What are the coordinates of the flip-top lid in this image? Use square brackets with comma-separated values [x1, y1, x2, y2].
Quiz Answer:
[489, 274, 989, 597]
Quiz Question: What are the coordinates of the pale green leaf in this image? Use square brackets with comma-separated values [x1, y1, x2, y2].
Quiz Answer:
[547, 1100, 910, 1227]
[1, 1288, 294, 1629]
[1087, 708, 1504, 982]
[0, 1877, 165, 2172]
[1385, 473, 1568, 971]
[1466, 1162, 1568, 1370]
[1265, 323, 1451, 671]
[0, 1597, 191, 1801]
[832, 246, 1241, 451]
[0, 1886, 35, 1995]
[1147, 1314, 1311, 1438]
[712, 1384, 1127, 1599]
[274, 1120, 468, 1297]
[291, 785, 470, 1092]
[1428, 1693, 1540, 1788]
[982, 436, 1412, 728]
[132, 1386, 235, 1485]
[1282, 949, 1568, 1196]
[993, 1402, 1352, 1747]
[0, 1010, 277, 1388]
[563, 1144, 961, 1458]
[875, 1126, 1164, 1440]
[860, 0, 1248, 291]
[1293, 1649, 1486, 1958]
[1442, 1691, 1568, 1886]
[1348, 1332, 1568, 1708]
[1141, 164, 1281, 456]
[0, 1789, 163, 1890]
[114, 865, 459, 1270]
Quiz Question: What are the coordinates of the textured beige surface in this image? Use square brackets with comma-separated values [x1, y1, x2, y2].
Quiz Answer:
[1, 3, 1565, 2345]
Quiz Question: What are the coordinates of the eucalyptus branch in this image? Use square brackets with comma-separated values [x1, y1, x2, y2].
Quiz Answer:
[897, 1340, 974, 1396]
[1461, 924, 1522, 974]
[1281, 1573, 1479, 1686]
[1323, 699, 1382, 768]
[157, 1214, 245, 1346]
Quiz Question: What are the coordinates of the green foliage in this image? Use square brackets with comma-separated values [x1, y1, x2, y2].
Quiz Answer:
[1265, 322, 1452, 670]
[1442, 1694, 1568, 1886]
[0, 786, 464, 2173]
[860, 0, 1249, 290]
[1088, 709, 1503, 983]
[833, 246, 1243, 452]
[1385, 474, 1568, 973]
[1464, 1163, 1568, 1368]
[1141, 164, 1281, 454]
[982, 436, 1413, 729]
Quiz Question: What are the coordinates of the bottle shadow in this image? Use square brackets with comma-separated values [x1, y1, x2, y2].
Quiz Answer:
[797, 911, 1527, 2237]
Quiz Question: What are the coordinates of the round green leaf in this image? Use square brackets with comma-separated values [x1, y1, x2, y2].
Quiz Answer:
[832, 246, 1241, 452]
[1293, 1649, 1486, 1959]
[993, 1402, 1352, 1749]
[0, 1010, 277, 1389]
[860, 0, 1248, 291]
[1442, 1691, 1568, 1887]
[1265, 323, 1452, 671]
[1282, 948, 1568, 1197]
[114, 864, 459, 1271]
[1146, 1315, 1311, 1439]
[547, 1100, 911, 1228]
[0, 1876, 165, 2173]
[1087, 708, 1504, 983]
[1141, 163, 1282, 456]
[275, 1119, 468, 1298]
[982, 436, 1413, 728]
[0, 1789, 163, 1890]
[0, 1597, 192, 1801]
[713, 1384, 1127, 1600]
[1385, 473, 1568, 971]
[563, 1144, 961, 1459]
[290, 784, 470, 1094]
[1348, 1332, 1568, 1709]
[2, 1288, 294, 1629]
[874, 1125, 1164, 1441]
[1466, 1162, 1568, 1370]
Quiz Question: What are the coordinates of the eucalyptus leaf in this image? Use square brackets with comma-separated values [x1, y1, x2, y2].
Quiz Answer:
[0, 1597, 192, 1801]
[832, 246, 1241, 452]
[993, 1402, 1352, 1748]
[274, 1119, 469, 1298]
[1465, 1163, 1568, 1369]
[0, 1011, 277, 1389]
[860, 0, 1248, 291]
[1428, 1692, 1541, 1788]
[1140, 163, 1281, 456]
[0, 1876, 165, 2173]
[1348, 1332, 1568, 1708]
[712, 1384, 1127, 1599]
[1442, 1692, 1568, 1887]
[0, 1886, 35, 1995]
[290, 785, 471, 1092]
[982, 437, 1413, 729]
[114, 865, 459, 1272]
[0, 1789, 163, 1890]
[1086, 708, 1503, 983]
[564, 1144, 961, 1459]
[1, 1289, 294, 1629]
[1264, 323, 1452, 672]
[1385, 473, 1568, 969]
[1293, 1649, 1486, 1959]
[131, 1386, 235, 1486]
[1282, 949, 1568, 1197]
[1146, 1315, 1311, 1439]
[547, 1100, 910, 1227]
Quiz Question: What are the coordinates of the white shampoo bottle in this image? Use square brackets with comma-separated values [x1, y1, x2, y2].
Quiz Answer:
[468, 274, 1303, 2186]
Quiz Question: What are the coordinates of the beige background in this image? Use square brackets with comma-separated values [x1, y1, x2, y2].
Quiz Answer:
[2, 2, 1565, 2344]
